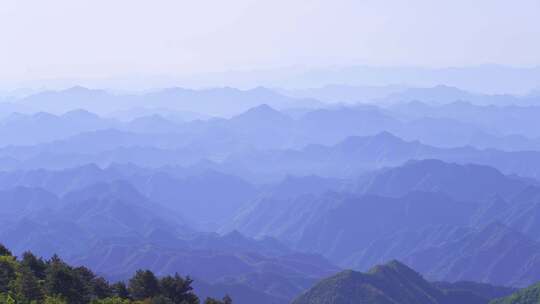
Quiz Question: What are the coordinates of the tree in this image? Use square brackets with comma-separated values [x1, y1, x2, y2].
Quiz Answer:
[44, 255, 89, 304]
[74, 266, 112, 300]
[0, 256, 17, 293]
[93, 277, 113, 299]
[203, 296, 232, 304]
[159, 274, 198, 304]
[0, 245, 212, 304]
[111, 281, 130, 299]
[150, 295, 174, 304]
[0, 293, 16, 304]
[12, 267, 44, 302]
[44, 295, 67, 304]
[74, 266, 96, 288]
[222, 295, 232, 304]
[128, 270, 160, 300]
[20, 251, 47, 280]
[0, 245, 11, 257]
[90, 296, 131, 304]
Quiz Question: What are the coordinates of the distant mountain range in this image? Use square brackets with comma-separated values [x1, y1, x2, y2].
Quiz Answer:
[0, 181, 192, 257]
[281, 84, 540, 106]
[355, 159, 531, 202]
[227, 159, 540, 287]
[72, 232, 339, 304]
[3, 87, 540, 150]
[174, 65, 540, 95]
[389, 101, 540, 139]
[3, 86, 321, 117]
[3, 100, 540, 162]
[2, 82, 540, 303]
[222, 132, 540, 181]
[0, 164, 258, 229]
[0, 179, 338, 304]
[2, 157, 539, 290]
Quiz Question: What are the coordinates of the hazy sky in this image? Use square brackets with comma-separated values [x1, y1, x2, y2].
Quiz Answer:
[1, 0, 539, 83]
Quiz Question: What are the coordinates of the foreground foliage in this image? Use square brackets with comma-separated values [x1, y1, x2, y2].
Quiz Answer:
[0, 244, 230, 304]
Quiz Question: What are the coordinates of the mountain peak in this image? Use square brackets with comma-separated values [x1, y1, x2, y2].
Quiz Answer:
[231, 104, 292, 123]
[368, 260, 423, 281]
[244, 104, 279, 115]
[62, 109, 100, 120]
[222, 230, 247, 242]
[292, 260, 446, 304]
[33, 111, 58, 120]
[65, 85, 91, 93]
[61, 86, 107, 96]
[373, 131, 401, 141]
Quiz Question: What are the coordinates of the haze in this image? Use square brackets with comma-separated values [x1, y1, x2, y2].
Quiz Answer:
[2, 0, 539, 87]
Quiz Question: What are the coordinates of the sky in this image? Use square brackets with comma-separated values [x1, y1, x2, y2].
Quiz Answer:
[1, 0, 539, 85]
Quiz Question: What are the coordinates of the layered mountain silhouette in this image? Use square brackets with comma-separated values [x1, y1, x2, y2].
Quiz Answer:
[13, 86, 321, 117]
[0, 179, 339, 304]
[2, 84, 540, 304]
[73, 234, 338, 304]
[0, 164, 258, 228]
[4, 158, 538, 290]
[228, 160, 540, 286]
[4, 102, 540, 175]
[0, 181, 191, 257]
[355, 159, 531, 202]
[223, 132, 540, 181]
[0, 109, 115, 146]
[390, 101, 540, 139]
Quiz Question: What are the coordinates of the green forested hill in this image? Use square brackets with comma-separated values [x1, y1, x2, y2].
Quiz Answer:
[490, 283, 540, 304]
[291, 260, 514, 304]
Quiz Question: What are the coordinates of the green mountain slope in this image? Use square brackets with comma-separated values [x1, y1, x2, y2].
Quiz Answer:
[490, 283, 540, 304]
[292, 260, 512, 304]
